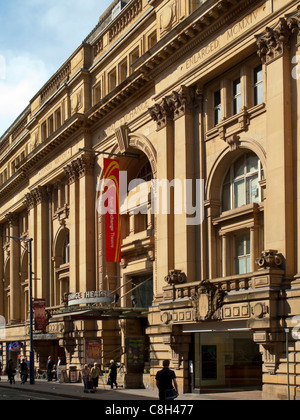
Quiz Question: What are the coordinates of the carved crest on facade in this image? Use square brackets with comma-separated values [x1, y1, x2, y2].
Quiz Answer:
[192, 281, 225, 322]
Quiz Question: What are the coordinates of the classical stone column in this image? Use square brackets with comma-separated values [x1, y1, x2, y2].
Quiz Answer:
[5, 213, 20, 323]
[149, 97, 175, 298]
[173, 86, 196, 282]
[64, 161, 79, 294]
[77, 153, 96, 292]
[0, 226, 3, 317]
[288, 7, 300, 282]
[32, 186, 49, 302]
[256, 18, 295, 276]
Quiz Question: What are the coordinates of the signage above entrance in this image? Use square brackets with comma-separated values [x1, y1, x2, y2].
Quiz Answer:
[68, 291, 114, 306]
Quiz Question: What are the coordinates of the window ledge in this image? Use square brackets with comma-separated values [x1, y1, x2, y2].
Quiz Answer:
[213, 202, 263, 226]
[206, 103, 266, 141]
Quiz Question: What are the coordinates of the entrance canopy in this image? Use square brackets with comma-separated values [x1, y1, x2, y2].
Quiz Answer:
[51, 305, 149, 321]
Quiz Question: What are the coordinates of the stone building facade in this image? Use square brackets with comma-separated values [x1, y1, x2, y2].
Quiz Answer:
[0, 0, 300, 400]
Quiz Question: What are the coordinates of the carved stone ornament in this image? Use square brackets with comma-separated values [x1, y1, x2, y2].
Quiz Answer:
[192, 280, 225, 322]
[256, 17, 292, 64]
[165, 269, 187, 286]
[149, 85, 193, 129]
[172, 86, 193, 119]
[256, 250, 283, 269]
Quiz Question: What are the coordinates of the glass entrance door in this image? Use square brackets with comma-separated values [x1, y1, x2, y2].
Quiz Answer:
[194, 331, 262, 392]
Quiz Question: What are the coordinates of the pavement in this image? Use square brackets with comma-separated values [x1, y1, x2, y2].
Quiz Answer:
[0, 377, 263, 401]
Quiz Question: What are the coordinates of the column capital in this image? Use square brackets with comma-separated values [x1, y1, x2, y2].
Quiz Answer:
[172, 86, 194, 120]
[64, 162, 78, 184]
[76, 153, 95, 178]
[255, 17, 292, 64]
[149, 97, 174, 130]
[64, 153, 95, 182]
[5, 212, 19, 227]
[32, 185, 49, 205]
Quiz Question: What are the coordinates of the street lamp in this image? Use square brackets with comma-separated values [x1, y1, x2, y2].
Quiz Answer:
[0, 235, 34, 385]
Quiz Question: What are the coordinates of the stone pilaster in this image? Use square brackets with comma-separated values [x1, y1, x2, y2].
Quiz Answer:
[5, 212, 20, 323]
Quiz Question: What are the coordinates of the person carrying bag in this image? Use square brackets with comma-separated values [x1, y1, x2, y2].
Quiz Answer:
[155, 360, 179, 401]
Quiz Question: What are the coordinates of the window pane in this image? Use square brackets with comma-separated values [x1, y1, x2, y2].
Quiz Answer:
[254, 66, 263, 84]
[214, 107, 222, 125]
[214, 90, 221, 106]
[214, 90, 221, 125]
[254, 65, 263, 105]
[234, 179, 245, 208]
[236, 258, 245, 275]
[234, 156, 245, 178]
[236, 236, 245, 257]
[246, 235, 250, 254]
[246, 154, 259, 173]
[233, 95, 242, 115]
[222, 183, 231, 212]
[233, 78, 241, 115]
[246, 175, 259, 204]
[246, 256, 251, 274]
[233, 78, 241, 95]
[254, 85, 263, 105]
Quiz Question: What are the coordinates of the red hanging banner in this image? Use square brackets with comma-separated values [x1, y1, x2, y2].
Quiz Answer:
[34, 299, 47, 332]
[104, 158, 121, 263]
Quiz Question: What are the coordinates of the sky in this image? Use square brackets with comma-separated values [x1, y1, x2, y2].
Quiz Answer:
[0, 0, 112, 137]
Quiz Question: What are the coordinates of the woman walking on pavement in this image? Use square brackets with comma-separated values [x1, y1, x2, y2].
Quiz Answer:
[82, 364, 91, 393]
[90, 362, 101, 392]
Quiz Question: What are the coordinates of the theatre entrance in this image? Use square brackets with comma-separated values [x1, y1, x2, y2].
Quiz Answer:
[192, 331, 262, 393]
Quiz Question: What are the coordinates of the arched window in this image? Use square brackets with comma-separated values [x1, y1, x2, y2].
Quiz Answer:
[62, 234, 70, 265]
[222, 152, 264, 212]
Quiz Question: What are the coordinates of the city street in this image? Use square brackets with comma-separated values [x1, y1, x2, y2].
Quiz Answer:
[0, 387, 76, 400]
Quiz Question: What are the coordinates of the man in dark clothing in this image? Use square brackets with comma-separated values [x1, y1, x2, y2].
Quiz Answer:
[155, 360, 179, 401]
[47, 356, 55, 382]
[20, 359, 29, 384]
[108, 360, 118, 389]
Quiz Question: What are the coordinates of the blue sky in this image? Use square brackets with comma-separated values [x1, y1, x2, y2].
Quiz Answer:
[0, 0, 112, 136]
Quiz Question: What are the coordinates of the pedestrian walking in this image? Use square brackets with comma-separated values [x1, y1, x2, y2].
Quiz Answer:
[46, 356, 54, 382]
[56, 356, 65, 383]
[82, 364, 91, 393]
[20, 359, 29, 384]
[6, 359, 16, 385]
[155, 360, 179, 401]
[90, 362, 101, 392]
[108, 360, 118, 389]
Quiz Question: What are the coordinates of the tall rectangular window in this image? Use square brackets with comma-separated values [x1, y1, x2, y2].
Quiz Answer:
[214, 90, 221, 126]
[55, 108, 62, 130]
[148, 31, 157, 49]
[119, 59, 128, 83]
[108, 68, 117, 92]
[254, 65, 263, 105]
[93, 82, 101, 105]
[233, 78, 242, 115]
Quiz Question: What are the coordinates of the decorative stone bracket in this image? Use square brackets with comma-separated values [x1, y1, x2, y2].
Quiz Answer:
[256, 250, 283, 269]
[164, 269, 187, 286]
